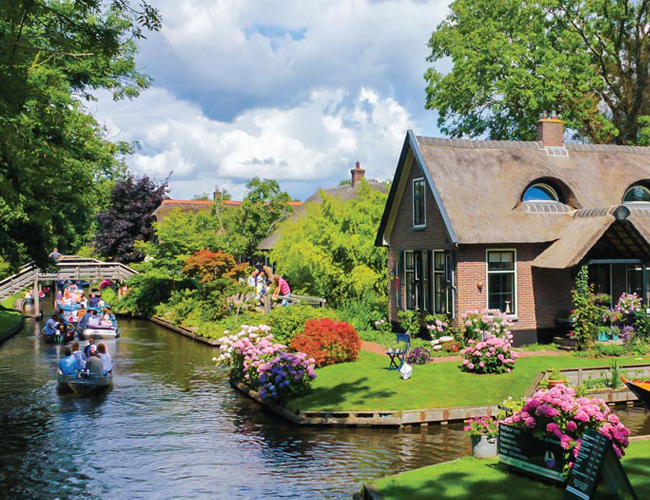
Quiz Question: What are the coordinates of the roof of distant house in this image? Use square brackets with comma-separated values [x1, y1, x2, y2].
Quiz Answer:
[152, 198, 303, 222]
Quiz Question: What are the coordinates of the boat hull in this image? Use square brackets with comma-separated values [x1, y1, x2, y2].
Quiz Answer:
[621, 375, 650, 410]
[42, 325, 76, 343]
[57, 372, 112, 395]
[82, 326, 120, 339]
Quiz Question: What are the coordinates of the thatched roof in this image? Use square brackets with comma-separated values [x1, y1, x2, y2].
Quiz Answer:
[152, 199, 303, 223]
[376, 131, 650, 268]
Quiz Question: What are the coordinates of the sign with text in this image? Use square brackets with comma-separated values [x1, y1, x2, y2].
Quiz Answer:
[565, 429, 637, 500]
[498, 424, 566, 483]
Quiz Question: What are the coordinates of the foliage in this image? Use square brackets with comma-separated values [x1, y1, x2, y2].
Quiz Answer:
[596, 343, 625, 357]
[271, 182, 388, 307]
[501, 385, 631, 464]
[357, 329, 431, 349]
[291, 318, 361, 367]
[114, 266, 190, 317]
[265, 305, 339, 346]
[258, 352, 317, 401]
[373, 318, 392, 335]
[571, 266, 602, 350]
[634, 309, 650, 339]
[336, 293, 388, 333]
[398, 310, 421, 335]
[616, 292, 642, 315]
[94, 174, 169, 263]
[0, 0, 160, 268]
[461, 334, 518, 374]
[229, 333, 286, 388]
[215, 324, 272, 367]
[424, 314, 450, 338]
[426, 0, 650, 145]
[464, 416, 498, 439]
[458, 309, 513, 346]
[407, 346, 432, 365]
[182, 250, 248, 284]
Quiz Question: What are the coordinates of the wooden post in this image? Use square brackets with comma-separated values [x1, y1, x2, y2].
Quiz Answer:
[33, 276, 40, 317]
[643, 263, 647, 307]
[263, 295, 271, 315]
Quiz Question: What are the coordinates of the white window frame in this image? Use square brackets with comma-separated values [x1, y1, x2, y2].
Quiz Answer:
[623, 185, 650, 204]
[404, 250, 417, 311]
[412, 177, 426, 228]
[432, 250, 446, 314]
[522, 183, 559, 203]
[485, 248, 517, 316]
[626, 265, 643, 296]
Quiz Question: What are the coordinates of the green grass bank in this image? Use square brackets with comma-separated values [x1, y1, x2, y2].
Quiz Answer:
[288, 351, 650, 412]
[369, 439, 650, 500]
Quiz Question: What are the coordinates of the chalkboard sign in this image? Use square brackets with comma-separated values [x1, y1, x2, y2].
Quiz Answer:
[565, 429, 638, 500]
[498, 424, 566, 483]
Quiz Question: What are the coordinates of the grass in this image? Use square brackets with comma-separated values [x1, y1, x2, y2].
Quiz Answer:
[0, 288, 25, 309]
[287, 351, 650, 412]
[519, 342, 560, 352]
[0, 306, 22, 333]
[371, 439, 650, 500]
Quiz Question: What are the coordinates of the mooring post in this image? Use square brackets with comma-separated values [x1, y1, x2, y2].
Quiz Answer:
[33, 275, 40, 317]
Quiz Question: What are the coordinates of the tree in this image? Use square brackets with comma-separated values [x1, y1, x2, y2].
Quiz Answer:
[0, 1, 161, 268]
[270, 182, 388, 307]
[425, 0, 650, 145]
[95, 174, 168, 263]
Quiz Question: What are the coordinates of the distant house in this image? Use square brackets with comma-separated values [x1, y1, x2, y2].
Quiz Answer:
[376, 117, 650, 344]
[257, 162, 388, 251]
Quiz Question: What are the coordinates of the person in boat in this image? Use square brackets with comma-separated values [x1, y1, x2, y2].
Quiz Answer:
[71, 341, 86, 371]
[58, 347, 77, 376]
[100, 308, 113, 326]
[84, 346, 103, 377]
[83, 338, 96, 358]
[96, 343, 113, 375]
[78, 293, 87, 309]
[97, 297, 107, 308]
[88, 293, 100, 308]
[87, 310, 101, 327]
[78, 309, 92, 331]
[44, 313, 61, 336]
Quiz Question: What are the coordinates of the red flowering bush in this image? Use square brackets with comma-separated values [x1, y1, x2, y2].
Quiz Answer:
[290, 318, 361, 367]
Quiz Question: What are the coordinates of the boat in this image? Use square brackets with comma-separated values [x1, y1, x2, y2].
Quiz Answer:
[57, 302, 80, 314]
[57, 371, 113, 395]
[620, 375, 650, 410]
[82, 322, 120, 339]
[42, 323, 76, 343]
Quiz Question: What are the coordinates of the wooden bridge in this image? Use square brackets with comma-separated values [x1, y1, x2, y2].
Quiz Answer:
[0, 256, 138, 312]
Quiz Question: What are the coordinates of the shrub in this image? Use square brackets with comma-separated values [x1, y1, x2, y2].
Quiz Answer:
[464, 416, 498, 439]
[424, 314, 449, 338]
[337, 293, 388, 332]
[458, 309, 513, 346]
[461, 334, 518, 374]
[215, 324, 273, 367]
[596, 343, 624, 357]
[571, 266, 603, 350]
[634, 309, 650, 339]
[291, 318, 361, 367]
[398, 310, 420, 335]
[615, 292, 642, 315]
[229, 334, 286, 388]
[267, 305, 338, 345]
[258, 352, 316, 401]
[406, 346, 431, 365]
[501, 385, 631, 463]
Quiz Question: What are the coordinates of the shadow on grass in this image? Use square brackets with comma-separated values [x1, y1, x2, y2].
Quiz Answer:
[621, 457, 650, 498]
[290, 376, 397, 410]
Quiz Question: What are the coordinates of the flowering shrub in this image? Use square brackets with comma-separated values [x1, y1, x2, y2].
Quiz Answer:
[464, 416, 498, 439]
[425, 314, 449, 338]
[258, 352, 316, 400]
[458, 309, 513, 345]
[291, 318, 361, 367]
[571, 266, 602, 350]
[616, 292, 641, 315]
[407, 346, 431, 365]
[502, 385, 631, 465]
[215, 324, 272, 367]
[373, 318, 392, 334]
[230, 335, 286, 388]
[461, 334, 518, 373]
[620, 325, 635, 345]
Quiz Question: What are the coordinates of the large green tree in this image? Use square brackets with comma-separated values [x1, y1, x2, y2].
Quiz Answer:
[0, 1, 160, 268]
[425, 0, 650, 144]
[270, 182, 388, 307]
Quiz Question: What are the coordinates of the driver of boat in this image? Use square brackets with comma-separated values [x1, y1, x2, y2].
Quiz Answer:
[87, 310, 101, 327]
[58, 347, 77, 376]
[85, 348, 103, 377]
[44, 313, 60, 335]
[71, 341, 86, 371]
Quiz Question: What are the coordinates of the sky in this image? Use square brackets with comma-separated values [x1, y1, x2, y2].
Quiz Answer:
[91, 0, 452, 201]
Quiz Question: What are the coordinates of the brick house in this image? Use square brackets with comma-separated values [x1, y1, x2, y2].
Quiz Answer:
[376, 118, 650, 345]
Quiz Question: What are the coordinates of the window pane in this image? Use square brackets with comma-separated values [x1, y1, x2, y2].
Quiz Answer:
[488, 274, 515, 313]
[588, 264, 610, 296]
[627, 266, 643, 296]
[405, 252, 414, 269]
[487, 251, 515, 271]
[413, 179, 425, 226]
[522, 184, 558, 202]
[435, 273, 446, 313]
[624, 185, 650, 203]
[434, 252, 445, 271]
[405, 271, 415, 310]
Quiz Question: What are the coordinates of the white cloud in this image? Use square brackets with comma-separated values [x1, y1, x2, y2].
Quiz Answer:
[92, 85, 414, 199]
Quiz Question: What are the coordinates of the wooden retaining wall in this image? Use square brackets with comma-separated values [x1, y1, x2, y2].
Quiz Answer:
[149, 315, 222, 347]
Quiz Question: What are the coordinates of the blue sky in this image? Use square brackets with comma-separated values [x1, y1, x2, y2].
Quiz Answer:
[92, 0, 452, 201]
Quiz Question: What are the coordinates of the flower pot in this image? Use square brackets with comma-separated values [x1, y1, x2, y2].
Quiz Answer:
[547, 379, 566, 388]
[471, 435, 497, 458]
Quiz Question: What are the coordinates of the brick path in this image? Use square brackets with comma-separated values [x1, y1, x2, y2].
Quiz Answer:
[360, 339, 565, 363]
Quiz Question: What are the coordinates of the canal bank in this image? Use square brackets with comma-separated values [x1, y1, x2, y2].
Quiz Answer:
[0, 306, 24, 345]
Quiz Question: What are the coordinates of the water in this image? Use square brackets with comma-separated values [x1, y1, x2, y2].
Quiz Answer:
[0, 314, 470, 500]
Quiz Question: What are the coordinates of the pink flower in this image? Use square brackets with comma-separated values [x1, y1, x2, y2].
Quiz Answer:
[566, 421, 577, 432]
[525, 417, 536, 428]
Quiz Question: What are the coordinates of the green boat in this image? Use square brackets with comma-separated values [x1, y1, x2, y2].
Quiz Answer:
[57, 371, 113, 395]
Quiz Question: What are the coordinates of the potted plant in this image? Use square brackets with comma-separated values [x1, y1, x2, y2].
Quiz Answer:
[546, 368, 566, 388]
[464, 416, 498, 458]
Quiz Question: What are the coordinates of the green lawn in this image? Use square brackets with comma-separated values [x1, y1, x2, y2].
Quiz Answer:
[0, 289, 24, 309]
[371, 439, 650, 500]
[0, 306, 22, 333]
[287, 351, 650, 412]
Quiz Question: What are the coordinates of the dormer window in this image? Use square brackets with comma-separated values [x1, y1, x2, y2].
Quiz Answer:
[413, 178, 426, 227]
[522, 183, 559, 202]
[623, 185, 650, 203]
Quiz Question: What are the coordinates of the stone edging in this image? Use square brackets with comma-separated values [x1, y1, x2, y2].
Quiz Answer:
[149, 315, 222, 347]
[230, 379, 306, 424]
[0, 315, 25, 345]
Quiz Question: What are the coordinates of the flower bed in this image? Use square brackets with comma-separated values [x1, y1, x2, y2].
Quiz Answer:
[459, 309, 518, 374]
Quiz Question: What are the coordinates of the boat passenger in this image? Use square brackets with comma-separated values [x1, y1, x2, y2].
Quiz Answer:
[97, 297, 106, 308]
[58, 347, 76, 376]
[87, 310, 101, 327]
[55, 289, 63, 301]
[97, 343, 113, 375]
[88, 294, 100, 308]
[85, 348, 103, 377]
[71, 341, 86, 371]
[44, 313, 60, 335]
[84, 339, 96, 358]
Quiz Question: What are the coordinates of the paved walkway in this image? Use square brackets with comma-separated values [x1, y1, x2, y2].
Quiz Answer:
[360, 339, 565, 363]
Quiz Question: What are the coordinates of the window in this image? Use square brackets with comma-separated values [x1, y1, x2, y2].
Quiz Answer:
[404, 251, 416, 310]
[627, 265, 643, 296]
[623, 185, 650, 203]
[588, 264, 611, 298]
[522, 183, 559, 202]
[433, 251, 447, 314]
[487, 250, 516, 314]
[413, 178, 426, 227]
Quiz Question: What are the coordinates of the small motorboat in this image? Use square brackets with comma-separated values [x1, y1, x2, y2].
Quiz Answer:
[57, 371, 113, 395]
[82, 323, 120, 339]
[57, 302, 80, 314]
[42, 323, 76, 343]
[620, 375, 650, 410]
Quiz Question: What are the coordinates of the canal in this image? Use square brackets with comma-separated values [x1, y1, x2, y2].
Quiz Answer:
[1, 314, 649, 499]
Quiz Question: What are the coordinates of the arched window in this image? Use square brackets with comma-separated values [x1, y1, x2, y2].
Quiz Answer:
[522, 183, 559, 202]
[623, 185, 650, 203]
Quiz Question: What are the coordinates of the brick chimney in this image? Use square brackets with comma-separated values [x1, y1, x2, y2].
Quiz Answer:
[350, 161, 365, 187]
[213, 185, 221, 200]
[536, 112, 564, 147]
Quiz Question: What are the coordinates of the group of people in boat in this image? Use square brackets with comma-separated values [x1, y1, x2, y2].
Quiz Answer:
[58, 340, 113, 378]
[56, 283, 106, 309]
[246, 266, 292, 307]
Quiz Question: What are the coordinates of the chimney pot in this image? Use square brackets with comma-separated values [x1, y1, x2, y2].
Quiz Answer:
[536, 115, 564, 147]
[350, 161, 365, 187]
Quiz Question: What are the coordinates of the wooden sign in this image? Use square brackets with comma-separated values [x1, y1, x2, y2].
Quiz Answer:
[565, 429, 638, 500]
[498, 424, 566, 483]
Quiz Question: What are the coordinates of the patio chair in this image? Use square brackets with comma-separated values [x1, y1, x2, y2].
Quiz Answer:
[387, 333, 410, 370]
